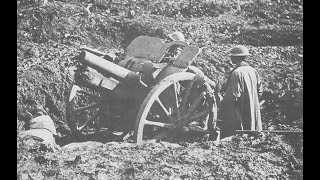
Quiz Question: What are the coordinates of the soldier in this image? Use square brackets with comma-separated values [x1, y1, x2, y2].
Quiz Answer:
[219, 45, 263, 139]
[161, 31, 186, 64]
[19, 106, 61, 151]
[166, 31, 218, 89]
[166, 31, 221, 131]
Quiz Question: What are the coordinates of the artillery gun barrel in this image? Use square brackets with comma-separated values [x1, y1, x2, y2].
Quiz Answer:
[78, 51, 140, 86]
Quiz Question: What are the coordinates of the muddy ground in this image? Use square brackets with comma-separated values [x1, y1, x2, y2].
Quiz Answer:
[17, 0, 303, 179]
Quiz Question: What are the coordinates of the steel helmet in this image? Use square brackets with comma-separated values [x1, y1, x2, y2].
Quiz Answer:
[228, 45, 251, 56]
[168, 31, 185, 42]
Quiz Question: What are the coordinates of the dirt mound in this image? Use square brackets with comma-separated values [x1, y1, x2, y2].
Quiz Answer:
[17, 133, 302, 179]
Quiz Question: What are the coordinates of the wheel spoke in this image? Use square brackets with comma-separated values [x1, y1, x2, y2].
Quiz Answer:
[69, 84, 82, 102]
[144, 119, 175, 129]
[173, 82, 181, 120]
[156, 97, 170, 116]
[73, 102, 100, 113]
[155, 97, 176, 122]
[78, 110, 101, 132]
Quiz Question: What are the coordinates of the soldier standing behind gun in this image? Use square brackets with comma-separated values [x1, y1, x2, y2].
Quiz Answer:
[219, 45, 263, 139]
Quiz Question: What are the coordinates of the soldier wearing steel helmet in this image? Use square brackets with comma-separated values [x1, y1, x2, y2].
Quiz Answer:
[165, 31, 221, 131]
[161, 31, 186, 64]
[166, 31, 218, 89]
[19, 106, 61, 151]
[219, 45, 263, 139]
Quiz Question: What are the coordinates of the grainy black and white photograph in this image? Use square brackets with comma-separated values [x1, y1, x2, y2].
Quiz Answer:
[17, 0, 303, 179]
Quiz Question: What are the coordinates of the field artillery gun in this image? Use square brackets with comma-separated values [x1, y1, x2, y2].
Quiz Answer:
[66, 36, 219, 143]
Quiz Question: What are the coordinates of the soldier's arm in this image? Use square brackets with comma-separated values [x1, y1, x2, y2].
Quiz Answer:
[225, 72, 242, 99]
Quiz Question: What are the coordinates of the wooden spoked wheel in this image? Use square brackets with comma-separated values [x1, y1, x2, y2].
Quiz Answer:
[66, 82, 114, 138]
[134, 72, 217, 143]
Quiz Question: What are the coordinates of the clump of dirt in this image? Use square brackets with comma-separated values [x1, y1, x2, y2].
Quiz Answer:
[17, 0, 303, 179]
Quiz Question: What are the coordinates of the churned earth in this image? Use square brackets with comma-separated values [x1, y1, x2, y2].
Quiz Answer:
[17, 0, 303, 179]
[17, 133, 302, 179]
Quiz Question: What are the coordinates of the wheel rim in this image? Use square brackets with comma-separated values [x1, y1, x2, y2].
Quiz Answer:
[134, 72, 217, 143]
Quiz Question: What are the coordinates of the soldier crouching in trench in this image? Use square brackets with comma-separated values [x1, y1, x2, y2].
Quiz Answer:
[165, 31, 222, 133]
[18, 106, 61, 152]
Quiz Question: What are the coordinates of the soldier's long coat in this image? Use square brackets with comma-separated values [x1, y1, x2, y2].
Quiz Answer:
[219, 62, 262, 138]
